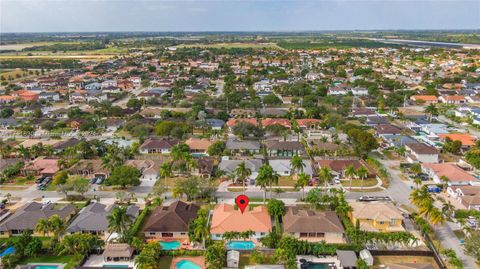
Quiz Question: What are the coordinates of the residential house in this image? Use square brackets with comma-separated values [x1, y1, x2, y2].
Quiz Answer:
[67, 203, 139, 238]
[409, 95, 438, 105]
[349, 201, 405, 232]
[226, 139, 261, 155]
[315, 159, 375, 179]
[375, 124, 402, 136]
[139, 138, 179, 154]
[185, 137, 213, 155]
[69, 159, 109, 179]
[438, 133, 477, 149]
[205, 118, 225, 130]
[405, 143, 439, 163]
[269, 159, 314, 178]
[264, 140, 305, 157]
[218, 159, 263, 181]
[422, 163, 478, 186]
[283, 207, 345, 243]
[210, 204, 271, 240]
[0, 202, 76, 237]
[439, 95, 466, 105]
[447, 185, 480, 210]
[125, 159, 162, 185]
[296, 119, 321, 130]
[23, 158, 60, 177]
[261, 118, 291, 129]
[143, 201, 199, 239]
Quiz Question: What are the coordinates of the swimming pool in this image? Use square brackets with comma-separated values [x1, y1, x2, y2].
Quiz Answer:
[34, 266, 58, 269]
[176, 260, 201, 269]
[226, 241, 255, 250]
[159, 241, 181, 250]
[0, 246, 14, 257]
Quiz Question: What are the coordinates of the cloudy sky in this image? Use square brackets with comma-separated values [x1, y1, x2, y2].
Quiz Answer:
[1, 0, 479, 32]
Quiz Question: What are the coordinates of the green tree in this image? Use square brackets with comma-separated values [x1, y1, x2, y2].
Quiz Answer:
[205, 242, 226, 269]
[256, 164, 279, 203]
[235, 161, 252, 192]
[57, 233, 104, 255]
[107, 206, 133, 240]
[135, 242, 161, 269]
[464, 231, 480, 261]
[207, 141, 225, 156]
[295, 172, 309, 200]
[105, 165, 141, 188]
[344, 164, 357, 190]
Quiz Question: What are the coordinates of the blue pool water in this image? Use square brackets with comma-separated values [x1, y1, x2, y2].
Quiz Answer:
[176, 260, 201, 269]
[159, 241, 181, 250]
[35, 266, 58, 269]
[226, 241, 255, 250]
[304, 263, 330, 269]
[0, 246, 14, 257]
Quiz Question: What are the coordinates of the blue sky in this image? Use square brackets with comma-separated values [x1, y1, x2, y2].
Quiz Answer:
[1, 0, 479, 32]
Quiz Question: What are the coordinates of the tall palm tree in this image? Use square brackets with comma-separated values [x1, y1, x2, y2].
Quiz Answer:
[440, 176, 450, 192]
[356, 166, 368, 190]
[414, 177, 423, 189]
[295, 172, 309, 200]
[424, 104, 439, 122]
[107, 206, 133, 240]
[290, 155, 305, 178]
[159, 162, 172, 179]
[16, 145, 31, 160]
[344, 165, 357, 190]
[318, 166, 332, 191]
[235, 161, 252, 193]
[256, 164, 278, 203]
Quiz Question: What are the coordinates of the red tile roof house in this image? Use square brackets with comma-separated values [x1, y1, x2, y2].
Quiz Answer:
[210, 204, 271, 241]
[409, 95, 438, 105]
[296, 118, 321, 130]
[405, 143, 439, 163]
[226, 118, 259, 130]
[439, 95, 466, 105]
[22, 157, 60, 177]
[422, 163, 478, 186]
[261, 118, 292, 129]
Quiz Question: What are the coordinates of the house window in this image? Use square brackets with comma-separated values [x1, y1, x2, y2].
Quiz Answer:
[391, 219, 397, 225]
[260, 232, 265, 236]
[149, 232, 156, 236]
[316, 233, 325, 237]
[379, 221, 385, 225]
[308, 232, 316, 237]
[161, 233, 173, 237]
[300, 233, 308, 237]
[180, 232, 186, 235]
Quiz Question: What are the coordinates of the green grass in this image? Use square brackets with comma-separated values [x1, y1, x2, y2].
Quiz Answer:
[340, 178, 378, 187]
[159, 256, 173, 268]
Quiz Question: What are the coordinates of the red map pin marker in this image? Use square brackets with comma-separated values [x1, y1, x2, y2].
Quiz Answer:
[235, 194, 249, 214]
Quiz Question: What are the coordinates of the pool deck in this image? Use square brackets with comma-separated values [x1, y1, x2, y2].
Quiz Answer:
[296, 255, 341, 269]
[170, 256, 205, 269]
[82, 255, 135, 269]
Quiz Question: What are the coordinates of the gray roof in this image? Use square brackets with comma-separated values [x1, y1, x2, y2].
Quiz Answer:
[226, 139, 261, 150]
[0, 202, 76, 232]
[206, 118, 225, 128]
[67, 203, 138, 233]
[218, 159, 263, 174]
[269, 159, 313, 176]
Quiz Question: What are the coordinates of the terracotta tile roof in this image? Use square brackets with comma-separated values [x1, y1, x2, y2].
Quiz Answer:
[226, 118, 258, 127]
[261, 118, 291, 128]
[296, 118, 321, 127]
[438, 133, 477, 146]
[422, 163, 477, 182]
[185, 138, 214, 151]
[210, 204, 271, 234]
[410, 95, 438, 101]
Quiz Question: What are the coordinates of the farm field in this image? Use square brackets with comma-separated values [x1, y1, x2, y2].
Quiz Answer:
[177, 42, 281, 49]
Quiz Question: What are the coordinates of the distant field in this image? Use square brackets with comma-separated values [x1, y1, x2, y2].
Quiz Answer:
[0, 41, 81, 51]
[0, 54, 115, 60]
[177, 42, 281, 49]
[0, 68, 31, 79]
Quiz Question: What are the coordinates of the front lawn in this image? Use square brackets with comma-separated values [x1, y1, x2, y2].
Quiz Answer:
[340, 178, 378, 187]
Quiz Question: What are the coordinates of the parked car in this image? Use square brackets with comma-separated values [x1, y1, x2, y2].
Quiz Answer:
[37, 184, 46, 190]
[89, 178, 97, 184]
[427, 186, 441, 193]
[95, 177, 104, 184]
[36, 176, 46, 184]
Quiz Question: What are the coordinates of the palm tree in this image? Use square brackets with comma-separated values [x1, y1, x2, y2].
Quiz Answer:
[442, 201, 455, 220]
[424, 104, 439, 122]
[48, 215, 66, 241]
[159, 162, 172, 179]
[256, 164, 278, 204]
[35, 218, 51, 236]
[344, 165, 357, 190]
[414, 177, 423, 188]
[440, 176, 450, 192]
[290, 155, 305, 179]
[295, 172, 309, 200]
[16, 145, 31, 160]
[235, 161, 252, 193]
[356, 166, 368, 190]
[0, 142, 12, 158]
[318, 166, 332, 191]
[107, 206, 133, 240]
